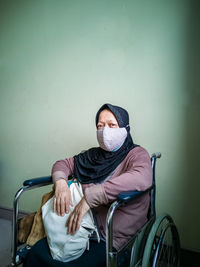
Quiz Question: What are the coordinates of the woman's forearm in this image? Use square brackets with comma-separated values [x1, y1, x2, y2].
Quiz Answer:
[51, 157, 74, 183]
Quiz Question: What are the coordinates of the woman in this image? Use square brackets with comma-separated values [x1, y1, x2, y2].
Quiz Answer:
[24, 103, 152, 267]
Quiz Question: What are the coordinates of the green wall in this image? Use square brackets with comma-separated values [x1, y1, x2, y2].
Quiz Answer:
[0, 0, 199, 251]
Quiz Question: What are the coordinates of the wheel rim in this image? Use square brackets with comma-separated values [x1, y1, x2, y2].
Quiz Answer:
[152, 223, 180, 266]
[142, 214, 180, 267]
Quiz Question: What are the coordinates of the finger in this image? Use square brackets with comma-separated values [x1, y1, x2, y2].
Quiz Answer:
[69, 198, 73, 207]
[53, 197, 56, 212]
[66, 211, 73, 229]
[65, 203, 70, 213]
[72, 214, 81, 234]
[66, 213, 74, 234]
[60, 199, 65, 216]
[69, 194, 73, 207]
[71, 214, 78, 234]
[65, 204, 68, 214]
[65, 193, 73, 213]
[76, 215, 81, 232]
[65, 201, 70, 214]
[56, 198, 61, 216]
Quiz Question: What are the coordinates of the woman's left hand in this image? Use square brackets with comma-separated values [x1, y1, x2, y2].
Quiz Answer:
[66, 196, 90, 235]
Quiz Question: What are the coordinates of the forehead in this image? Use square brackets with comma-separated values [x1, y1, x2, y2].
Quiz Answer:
[98, 109, 118, 122]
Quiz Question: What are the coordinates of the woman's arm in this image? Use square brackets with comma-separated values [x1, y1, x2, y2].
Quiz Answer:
[84, 147, 152, 208]
[51, 157, 74, 216]
[66, 196, 90, 235]
[52, 157, 74, 182]
[52, 157, 90, 234]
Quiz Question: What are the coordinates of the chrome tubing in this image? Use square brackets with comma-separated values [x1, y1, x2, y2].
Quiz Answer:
[106, 201, 121, 267]
[11, 186, 30, 266]
[151, 152, 161, 169]
[11, 182, 52, 266]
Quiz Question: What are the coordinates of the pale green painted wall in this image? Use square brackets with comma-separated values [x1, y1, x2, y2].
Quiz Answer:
[0, 0, 199, 250]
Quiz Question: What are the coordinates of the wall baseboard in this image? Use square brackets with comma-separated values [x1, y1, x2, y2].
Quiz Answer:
[0, 206, 30, 221]
[0, 206, 199, 266]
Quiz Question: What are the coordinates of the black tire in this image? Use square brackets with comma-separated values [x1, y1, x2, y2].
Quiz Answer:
[142, 214, 180, 267]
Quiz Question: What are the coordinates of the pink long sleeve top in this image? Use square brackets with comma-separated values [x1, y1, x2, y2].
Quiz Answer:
[52, 146, 152, 250]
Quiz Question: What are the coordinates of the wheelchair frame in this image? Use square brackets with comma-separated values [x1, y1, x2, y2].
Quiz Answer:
[11, 152, 180, 267]
[106, 153, 158, 267]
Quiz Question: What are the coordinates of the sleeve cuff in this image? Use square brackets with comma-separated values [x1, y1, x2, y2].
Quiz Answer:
[84, 184, 108, 208]
[52, 171, 67, 183]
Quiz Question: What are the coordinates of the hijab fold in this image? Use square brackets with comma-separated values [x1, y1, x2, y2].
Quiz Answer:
[74, 104, 137, 184]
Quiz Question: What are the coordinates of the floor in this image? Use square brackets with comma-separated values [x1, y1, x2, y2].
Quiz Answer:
[0, 218, 13, 267]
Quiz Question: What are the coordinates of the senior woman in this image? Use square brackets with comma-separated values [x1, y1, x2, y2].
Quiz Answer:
[24, 103, 152, 267]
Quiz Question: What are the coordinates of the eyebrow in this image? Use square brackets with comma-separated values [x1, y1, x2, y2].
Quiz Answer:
[97, 120, 118, 123]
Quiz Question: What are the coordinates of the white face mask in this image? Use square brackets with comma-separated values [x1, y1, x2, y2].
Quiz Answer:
[97, 127, 127, 152]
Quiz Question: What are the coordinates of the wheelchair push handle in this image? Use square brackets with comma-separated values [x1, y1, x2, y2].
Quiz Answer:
[151, 152, 161, 159]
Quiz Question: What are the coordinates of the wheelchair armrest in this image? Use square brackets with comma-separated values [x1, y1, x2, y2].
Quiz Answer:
[117, 185, 154, 205]
[23, 176, 52, 187]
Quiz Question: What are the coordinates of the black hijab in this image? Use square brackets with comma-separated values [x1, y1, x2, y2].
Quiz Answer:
[73, 103, 137, 184]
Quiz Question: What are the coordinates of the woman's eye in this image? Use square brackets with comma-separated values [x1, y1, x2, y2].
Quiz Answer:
[97, 125, 103, 129]
[110, 124, 117, 128]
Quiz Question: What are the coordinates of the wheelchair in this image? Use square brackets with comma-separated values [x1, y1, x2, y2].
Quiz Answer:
[11, 152, 180, 266]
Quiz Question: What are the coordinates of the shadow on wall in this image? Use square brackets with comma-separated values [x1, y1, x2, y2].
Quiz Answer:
[183, 0, 200, 249]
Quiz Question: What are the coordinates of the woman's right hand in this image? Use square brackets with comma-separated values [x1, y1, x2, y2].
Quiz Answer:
[54, 179, 73, 216]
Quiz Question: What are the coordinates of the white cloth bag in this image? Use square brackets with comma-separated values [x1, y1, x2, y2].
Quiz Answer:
[42, 182, 98, 262]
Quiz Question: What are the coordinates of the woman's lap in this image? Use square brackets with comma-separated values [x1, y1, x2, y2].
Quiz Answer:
[24, 237, 106, 267]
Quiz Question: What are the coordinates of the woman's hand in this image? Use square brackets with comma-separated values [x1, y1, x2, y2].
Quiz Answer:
[54, 179, 73, 216]
[66, 196, 90, 235]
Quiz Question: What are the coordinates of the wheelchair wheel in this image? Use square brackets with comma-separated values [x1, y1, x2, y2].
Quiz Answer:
[141, 214, 180, 267]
